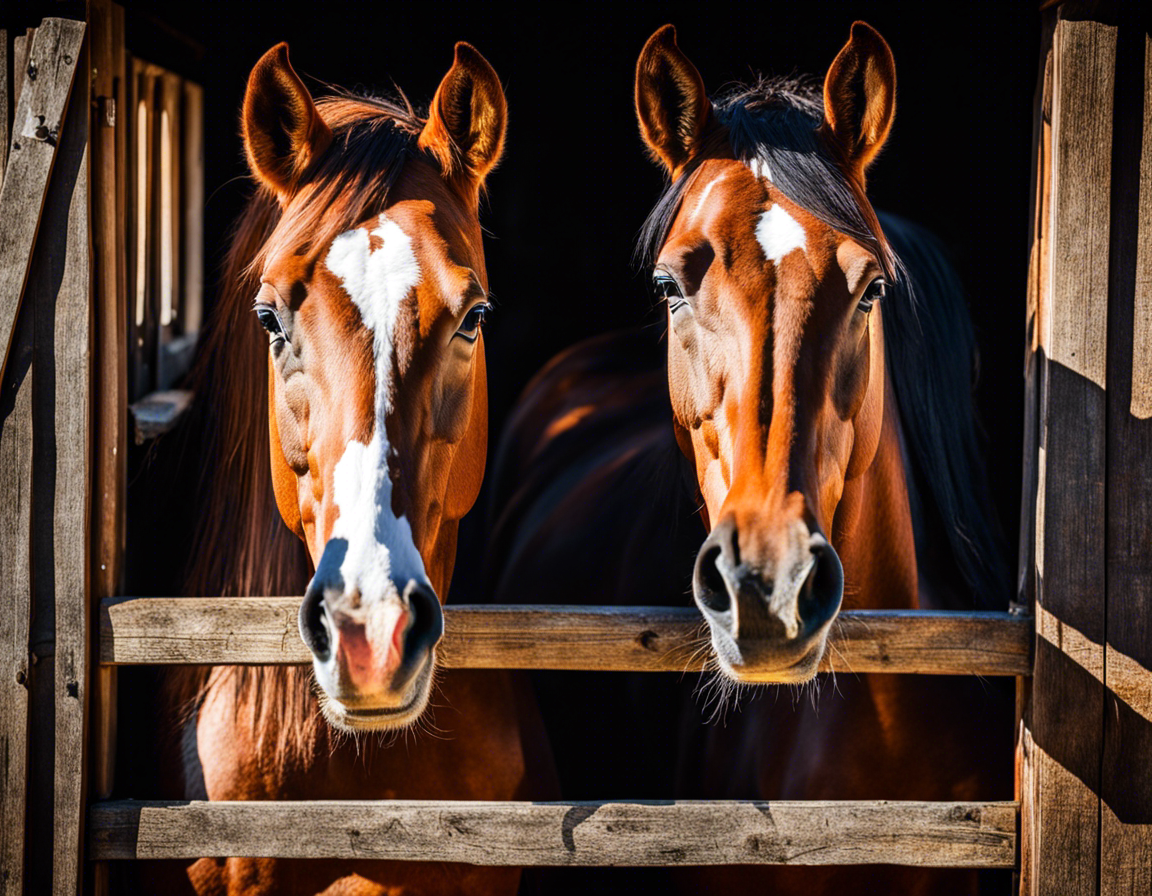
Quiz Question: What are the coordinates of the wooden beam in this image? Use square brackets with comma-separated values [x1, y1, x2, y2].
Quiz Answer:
[1019, 7, 1116, 895]
[0, 19, 86, 380]
[87, 798, 1017, 867]
[1100, 22, 1152, 896]
[97, 599, 1033, 676]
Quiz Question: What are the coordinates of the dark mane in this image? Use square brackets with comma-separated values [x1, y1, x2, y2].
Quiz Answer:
[168, 92, 429, 760]
[637, 77, 1010, 609]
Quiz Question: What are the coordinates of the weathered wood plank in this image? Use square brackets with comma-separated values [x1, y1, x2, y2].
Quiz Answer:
[1100, 25, 1152, 896]
[0, 19, 86, 379]
[97, 599, 1032, 676]
[0, 201, 35, 896]
[22, 19, 90, 895]
[87, 798, 1017, 867]
[1020, 8, 1115, 896]
[46, 31, 90, 896]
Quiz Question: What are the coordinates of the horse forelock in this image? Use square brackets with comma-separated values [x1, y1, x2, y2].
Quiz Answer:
[637, 76, 897, 281]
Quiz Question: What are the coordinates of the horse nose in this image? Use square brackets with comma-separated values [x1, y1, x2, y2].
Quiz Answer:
[693, 516, 843, 648]
[299, 578, 333, 661]
[394, 580, 443, 689]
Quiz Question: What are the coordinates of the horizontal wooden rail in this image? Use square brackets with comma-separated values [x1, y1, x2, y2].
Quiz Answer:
[99, 599, 1032, 676]
[88, 798, 1017, 867]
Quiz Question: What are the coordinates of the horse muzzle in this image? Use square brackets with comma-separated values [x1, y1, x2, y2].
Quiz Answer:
[299, 567, 443, 731]
[693, 515, 843, 682]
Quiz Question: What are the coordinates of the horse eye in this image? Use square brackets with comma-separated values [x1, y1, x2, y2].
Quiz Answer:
[654, 274, 687, 313]
[654, 274, 682, 300]
[456, 302, 490, 343]
[857, 278, 886, 314]
[255, 304, 289, 343]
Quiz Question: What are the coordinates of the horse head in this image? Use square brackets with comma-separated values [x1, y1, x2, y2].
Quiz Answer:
[635, 23, 901, 683]
[241, 42, 505, 730]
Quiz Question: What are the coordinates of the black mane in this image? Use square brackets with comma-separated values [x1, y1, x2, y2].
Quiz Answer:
[637, 77, 1011, 610]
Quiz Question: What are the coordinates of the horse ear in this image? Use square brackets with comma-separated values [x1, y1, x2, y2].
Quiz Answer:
[820, 21, 896, 177]
[635, 25, 712, 177]
[419, 43, 507, 189]
[242, 43, 333, 200]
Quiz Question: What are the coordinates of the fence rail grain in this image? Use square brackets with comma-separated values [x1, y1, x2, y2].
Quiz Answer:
[98, 599, 1033, 676]
[88, 798, 1017, 867]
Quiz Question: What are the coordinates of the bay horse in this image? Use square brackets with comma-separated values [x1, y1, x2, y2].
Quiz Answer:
[150, 42, 552, 895]
[486, 22, 1012, 894]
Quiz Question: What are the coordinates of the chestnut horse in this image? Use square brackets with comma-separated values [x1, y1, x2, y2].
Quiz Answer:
[150, 43, 552, 895]
[487, 23, 1012, 894]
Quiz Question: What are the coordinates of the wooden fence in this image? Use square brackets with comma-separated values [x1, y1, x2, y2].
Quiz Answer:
[0, 2, 1147, 894]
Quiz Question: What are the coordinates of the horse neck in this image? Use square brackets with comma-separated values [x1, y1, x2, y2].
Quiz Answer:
[831, 369, 920, 611]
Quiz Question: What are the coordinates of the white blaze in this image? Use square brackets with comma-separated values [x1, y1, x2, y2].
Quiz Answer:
[755, 204, 806, 267]
[323, 214, 429, 603]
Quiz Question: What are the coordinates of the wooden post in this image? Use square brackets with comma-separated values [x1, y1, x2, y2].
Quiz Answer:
[1016, 3, 1152, 893]
[0, 19, 87, 896]
[1018, 4, 1115, 894]
[19, 19, 91, 896]
[88, 3, 127, 895]
[1099, 19, 1152, 896]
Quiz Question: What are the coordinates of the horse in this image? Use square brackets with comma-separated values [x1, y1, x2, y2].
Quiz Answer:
[486, 22, 1013, 894]
[142, 42, 554, 895]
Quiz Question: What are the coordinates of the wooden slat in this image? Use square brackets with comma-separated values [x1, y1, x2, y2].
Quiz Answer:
[98, 599, 1032, 676]
[1019, 8, 1115, 895]
[0, 19, 86, 379]
[181, 80, 203, 335]
[128, 58, 158, 399]
[47, 34, 91, 896]
[0, 173, 35, 896]
[88, 798, 1017, 867]
[1100, 24, 1152, 896]
[157, 71, 181, 341]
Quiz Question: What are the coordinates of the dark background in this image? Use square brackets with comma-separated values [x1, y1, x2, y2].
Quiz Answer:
[123, 0, 1039, 570]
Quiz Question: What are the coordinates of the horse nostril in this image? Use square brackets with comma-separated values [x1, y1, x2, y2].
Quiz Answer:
[798, 536, 844, 629]
[299, 586, 330, 662]
[695, 543, 731, 614]
[402, 580, 444, 656]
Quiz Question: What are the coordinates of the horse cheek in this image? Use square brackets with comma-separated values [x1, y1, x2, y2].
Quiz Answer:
[845, 310, 885, 481]
[443, 343, 487, 522]
[268, 357, 305, 542]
